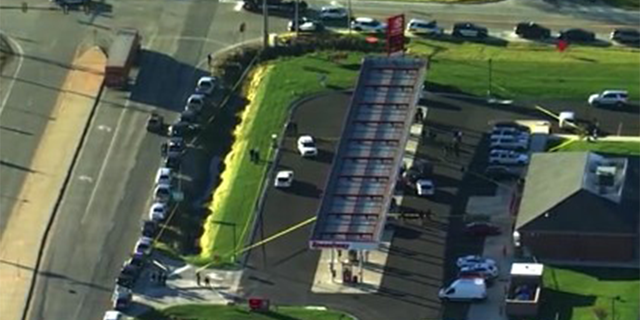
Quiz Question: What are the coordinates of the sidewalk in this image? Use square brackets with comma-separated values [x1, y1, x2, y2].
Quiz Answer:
[0, 47, 106, 320]
[465, 181, 516, 320]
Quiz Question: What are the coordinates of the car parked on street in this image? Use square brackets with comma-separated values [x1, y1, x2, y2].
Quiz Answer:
[141, 220, 158, 238]
[492, 121, 529, 132]
[610, 28, 640, 44]
[489, 149, 529, 165]
[154, 167, 172, 185]
[465, 222, 501, 236]
[153, 184, 172, 203]
[103, 310, 124, 320]
[514, 22, 551, 39]
[274, 170, 294, 188]
[406, 19, 443, 36]
[351, 17, 386, 33]
[456, 255, 497, 268]
[319, 6, 348, 20]
[438, 277, 487, 302]
[297, 135, 318, 157]
[588, 90, 628, 107]
[491, 126, 530, 136]
[149, 202, 167, 221]
[452, 22, 488, 39]
[112, 286, 132, 311]
[195, 76, 219, 96]
[134, 237, 153, 256]
[288, 17, 324, 32]
[559, 28, 596, 42]
[186, 93, 206, 113]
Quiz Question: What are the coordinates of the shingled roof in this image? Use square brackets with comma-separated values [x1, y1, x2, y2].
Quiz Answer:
[516, 151, 634, 234]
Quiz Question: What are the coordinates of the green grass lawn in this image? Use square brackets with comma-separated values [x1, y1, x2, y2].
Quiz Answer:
[549, 139, 640, 155]
[539, 266, 640, 320]
[138, 304, 353, 320]
[198, 37, 640, 264]
[408, 39, 640, 99]
[199, 52, 363, 262]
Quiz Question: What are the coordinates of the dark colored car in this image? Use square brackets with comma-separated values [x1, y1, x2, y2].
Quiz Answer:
[146, 113, 164, 133]
[164, 155, 181, 169]
[484, 165, 520, 180]
[465, 222, 501, 236]
[515, 22, 551, 39]
[402, 159, 433, 185]
[243, 0, 308, 13]
[559, 28, 596, 42]
[141, 220, 158, 238]
[453, 23, 488, 39]
[611, 28, 640, 44]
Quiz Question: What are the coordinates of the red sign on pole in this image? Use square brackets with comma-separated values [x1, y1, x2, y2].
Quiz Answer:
[386, 14, 405, 56]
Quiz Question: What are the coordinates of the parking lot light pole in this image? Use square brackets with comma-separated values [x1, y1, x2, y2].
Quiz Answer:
[263, 0, 269, 48]
[487, 58, 493, 98]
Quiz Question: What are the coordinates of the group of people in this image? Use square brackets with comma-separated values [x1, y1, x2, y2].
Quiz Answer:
[195, 272, 211, 287]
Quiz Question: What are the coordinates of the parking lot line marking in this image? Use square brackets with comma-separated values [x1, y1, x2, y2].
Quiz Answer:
[548, 137, 578, 152]
[535, 104, 560, 120]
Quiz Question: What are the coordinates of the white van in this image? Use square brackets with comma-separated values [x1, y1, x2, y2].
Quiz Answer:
[438, 277, 487, 302]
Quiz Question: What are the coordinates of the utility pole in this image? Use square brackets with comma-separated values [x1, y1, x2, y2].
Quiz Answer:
[262, 0, 269, 48]
[347, 0, 352, 34]
[294, 0, 299, 37]
[487, 58, 493, 98]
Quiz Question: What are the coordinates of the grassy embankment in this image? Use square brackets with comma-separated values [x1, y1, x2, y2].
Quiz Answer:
[198, 38, 640, 264]
[138, 304, 353, 320]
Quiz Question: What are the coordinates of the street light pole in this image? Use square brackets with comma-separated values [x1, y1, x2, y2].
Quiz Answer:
[488, 58, 493, 98]
[294, 0, 299, 37]
[262, 0, 269, 48]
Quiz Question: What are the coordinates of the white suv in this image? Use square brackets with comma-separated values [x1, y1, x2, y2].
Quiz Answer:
[351, 17, 386, 33]
[406, 19, 443, 36]
[490, 135, 529, 151]
[297, 135, 318, 157]
[588, 90, 628, 107]
[489, 149, 528, 165]
[319, 6, 348, 20]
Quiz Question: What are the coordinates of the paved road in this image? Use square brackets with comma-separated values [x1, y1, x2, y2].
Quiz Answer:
[0, 3, 88, 237]
[23, 1, 291, 320]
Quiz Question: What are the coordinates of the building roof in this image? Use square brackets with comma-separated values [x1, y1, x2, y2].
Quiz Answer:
[510, 263, 544, 277]
[516, 151, 633, 233]
[309, 56, 427, 250]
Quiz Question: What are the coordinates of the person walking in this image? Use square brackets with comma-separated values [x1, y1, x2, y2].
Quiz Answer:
[196, 272, 201, 286]
[203, 275, 210, 288]
[207, 53, 213, 67]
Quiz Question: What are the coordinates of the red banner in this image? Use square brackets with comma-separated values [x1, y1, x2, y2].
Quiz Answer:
[386, 14, 405, 56]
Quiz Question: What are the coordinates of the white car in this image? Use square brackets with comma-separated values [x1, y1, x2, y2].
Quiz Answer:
[491, 126, 529, 136]
[103, 310, 124, 320]
[588, 90, 628, 107]
[134, 237, 153, 256]
[459, 263, 499, 279]
[406, 19, 443, 36]
[274, 170, 294, 188]
[416, 179, 435, 196]
[489, 149, 528, 165]
[351, 17, 386, 33]
[297, 135, 317, 157]
[319, 6, 348, 20]
[186, 93, 206, 113]
[154, 184, 172, 202]
[490, 135, 529, 151]
[456, 255, 496, 268]
[149, 202, 167, 221]
[288, 18, 323, 32]
[195, 76, 218, 96]
[154, 167, 172, 185]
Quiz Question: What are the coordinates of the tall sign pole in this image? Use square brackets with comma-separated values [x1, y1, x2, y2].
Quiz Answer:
[263, 0, 269, 48]
[386, 14, 405, 56]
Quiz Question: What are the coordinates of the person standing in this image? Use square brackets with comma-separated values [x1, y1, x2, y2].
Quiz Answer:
[196, 272, 201, 286]
[207, 53, 213, 67]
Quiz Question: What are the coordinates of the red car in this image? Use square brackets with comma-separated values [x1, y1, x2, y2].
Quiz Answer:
[465, 222, 501, 236]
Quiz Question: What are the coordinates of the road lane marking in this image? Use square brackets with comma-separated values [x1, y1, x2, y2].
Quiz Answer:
[0, 34, 25, 118]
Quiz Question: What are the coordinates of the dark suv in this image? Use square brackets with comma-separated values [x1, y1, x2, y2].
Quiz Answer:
[559, 28, 596, 42]
[515, 22, 551, 39]
[611, 28, 640, 44]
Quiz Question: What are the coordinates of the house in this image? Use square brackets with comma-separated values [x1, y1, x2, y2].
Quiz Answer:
[514, 152, 638, 263]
